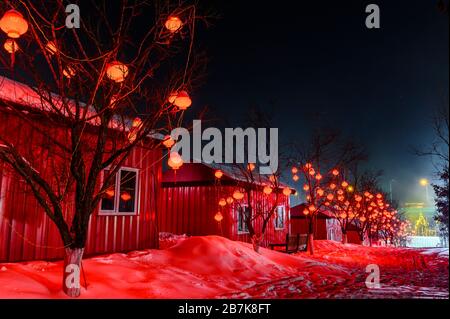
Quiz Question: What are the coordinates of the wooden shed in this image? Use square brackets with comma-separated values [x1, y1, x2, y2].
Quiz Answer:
[289, 203, 335, 240]
[159, 163, 292, 247]
[0, 76, 162, 262]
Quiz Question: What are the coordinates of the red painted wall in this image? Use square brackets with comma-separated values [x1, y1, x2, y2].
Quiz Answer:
[0, 108, 161, 262]
[159, 185, 290, 247]
[289, 218, 328, 239]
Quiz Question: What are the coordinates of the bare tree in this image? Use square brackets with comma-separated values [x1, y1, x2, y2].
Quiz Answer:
[0, 0, 205, 297]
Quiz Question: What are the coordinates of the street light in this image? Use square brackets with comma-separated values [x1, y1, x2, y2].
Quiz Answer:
[419, 178, 430, 202]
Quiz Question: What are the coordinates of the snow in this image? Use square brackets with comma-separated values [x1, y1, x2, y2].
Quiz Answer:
[0, 236, 447, 299]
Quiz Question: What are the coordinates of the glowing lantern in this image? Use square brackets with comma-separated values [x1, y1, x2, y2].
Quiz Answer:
[326, 193, 334, 201]
[128, 130, 138, 143]
[226, 197, 234, 204]
[376, 193, 383, 199]
[63, 66, 76, 79]
[174, 90, 192, 110]
[232, 190, 244, 200]
[303, 209, 309, 216]
[120, 192, 132, 201]
[332, 169, 339, 176]
[131, 117, 142, 128]
[355, 195, 362, 202]
[305, 163, 312, 169]
[364, 191, 371, 197]
[106, 61, 129, 83]
[46, 41, 57, 55]
[338, 195, 345, 201]
[0, 10, 28, 38]
[359, 216, 366, 222]
[4, 39, 18, 53]
[308, 205, 316, 212]
[214, 170, 223, 179]
[263, 186, 273, 195]
[214, 212, 223, 222]
[283, 187, 291, 196]
[324, 201, 330, 206]
[347, 185, 354, 192]
[168, 92, 178, 104]
[308, 168, 316, 176]
[218, 198, 227, 207]
[303, 184, 309, 191]
[162, 135, 175, 148]
[337, 189, 344, 195]
[315, 173, 322, 180]
[292, 174, 299, 182]
[341, 181, 349, 188]
[247, 163, 256, 171]
[330, 183, 337, 190]
[105, 188, 115, 198]
[168, 151, 183, 170]
[306, 195, 311, 201]
[291, 167, 298, 174]
[165, 16, 183, 33]
[340, 213, 347, 219]
[317, 188, 324, 197]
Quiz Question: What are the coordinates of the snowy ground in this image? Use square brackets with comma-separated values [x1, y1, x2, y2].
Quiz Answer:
[0, 236, 448, 299]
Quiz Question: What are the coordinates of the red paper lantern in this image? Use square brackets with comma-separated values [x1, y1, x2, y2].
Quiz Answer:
[168, 152, 183, 170]
[263, 185, 273, 195]
[214, 170, 223, 179]
[3, 38, 18, 53]
[283, 187, 291, 196]
[120, 192, 132, 201]
[232, 190, 244, 200]
[0, 10, 28, 38]
[173, 90, 192, 110]
[165, 16, 183, 33]
[162, 135, 175, 148]
[106, 61, 129, 83]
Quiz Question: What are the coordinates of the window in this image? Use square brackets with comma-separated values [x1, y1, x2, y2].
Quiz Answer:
[237, 205, 249, 233]
[274, 206, 285, 229]
[100, 168, 139, 215]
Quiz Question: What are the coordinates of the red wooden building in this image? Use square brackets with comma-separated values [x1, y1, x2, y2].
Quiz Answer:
[289, 203, 335, 240]
[290, 204, 363, 244]
[0, 76, 162, 262]
[159, 163, 292, 247]
[1, 75, 294, 262]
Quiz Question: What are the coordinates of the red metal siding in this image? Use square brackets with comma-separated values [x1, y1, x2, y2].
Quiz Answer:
[290, 218, 328, 240]
[0, 110, 161, 262]
[159, 185, 290, 247]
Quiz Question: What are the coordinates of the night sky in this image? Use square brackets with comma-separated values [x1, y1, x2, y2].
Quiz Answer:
[194, 0, 449, 205]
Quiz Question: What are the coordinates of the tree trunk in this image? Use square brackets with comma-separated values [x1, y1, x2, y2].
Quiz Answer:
[251, 234, 261, 253]
[342, 232, 348, 244]
[63, 248, 84, 298]
[307, 233, 314, 255]
[307, 216, 314, 255]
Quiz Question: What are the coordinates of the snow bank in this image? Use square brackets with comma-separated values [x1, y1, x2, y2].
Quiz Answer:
[0, 236, 447, 299]
[158, 232, 188, 250]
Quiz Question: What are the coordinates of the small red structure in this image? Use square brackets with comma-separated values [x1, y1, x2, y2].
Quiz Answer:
[0, 76, 162, 262]
[159, 163, 292, 247]
[289, 203, 335, 240]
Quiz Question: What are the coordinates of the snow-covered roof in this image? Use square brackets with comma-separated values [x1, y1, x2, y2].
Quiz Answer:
[0, 75, 164, 141]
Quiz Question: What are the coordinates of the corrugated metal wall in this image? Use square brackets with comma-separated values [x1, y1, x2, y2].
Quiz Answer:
[0, 110, 161, 262]
[159, 185, 290, 247]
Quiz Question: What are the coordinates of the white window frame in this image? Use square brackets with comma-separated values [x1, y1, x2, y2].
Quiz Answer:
[98, 167, 140, 216]
[274, 205, 285, 230]
[236, 204, 250, 234]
